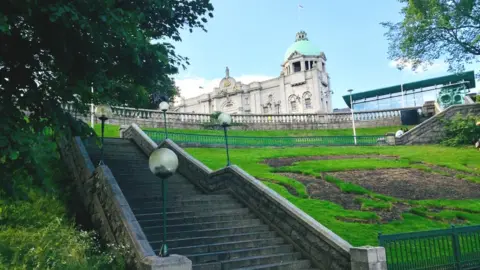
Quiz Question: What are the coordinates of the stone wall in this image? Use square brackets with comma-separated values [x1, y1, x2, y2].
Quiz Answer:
[122, 123, 387, 270]
[396, 103, 480, 145]
[56, 135, 191, 270]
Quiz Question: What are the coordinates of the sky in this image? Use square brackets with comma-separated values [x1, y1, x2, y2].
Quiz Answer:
[171, 0, 479, 109]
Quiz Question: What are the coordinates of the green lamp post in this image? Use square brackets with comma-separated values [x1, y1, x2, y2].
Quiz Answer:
[148, 148, 179, 257]
[159, 101, 170, 139]
[95, 104, 113, 165]
[218, 112, 232, 166]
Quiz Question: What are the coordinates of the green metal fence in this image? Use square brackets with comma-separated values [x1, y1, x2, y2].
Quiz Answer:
[379, 225, 480, 270]
[144, 130, 389, 147]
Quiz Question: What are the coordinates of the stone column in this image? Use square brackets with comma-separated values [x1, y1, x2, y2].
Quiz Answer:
[350, 246, 387, 270]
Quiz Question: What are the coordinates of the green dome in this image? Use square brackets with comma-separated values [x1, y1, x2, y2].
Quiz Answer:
[284, 31, 321, 62]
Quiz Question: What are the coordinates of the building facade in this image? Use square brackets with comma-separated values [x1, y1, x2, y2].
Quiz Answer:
[174, 31, 333, 115]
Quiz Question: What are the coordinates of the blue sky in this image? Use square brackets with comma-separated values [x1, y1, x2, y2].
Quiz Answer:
[172, 0, 478, 109]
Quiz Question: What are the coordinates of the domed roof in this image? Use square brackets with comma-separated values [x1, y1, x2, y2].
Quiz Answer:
[284, 31, 321, 62]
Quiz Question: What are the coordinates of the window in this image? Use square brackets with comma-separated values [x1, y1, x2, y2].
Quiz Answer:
[244, 96, 249, 105]
[275, 104, 280, 114]
[293, 62, 301, 72]
[289, 94, 299, 112]
[290, 101, 297, 111]
[302, 91, 312, 109]
[305, 61, 310, 70]
[322, 62, 325, 71]
[263, 106, 269, 114]
[305, 98, 312, 109]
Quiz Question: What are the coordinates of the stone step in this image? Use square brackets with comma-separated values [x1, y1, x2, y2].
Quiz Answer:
[164, 238, 285, 255]
[186, 245, 293, 265]
[139, 211, 254, 228]
[131, 202, 243, 215]
[156, 231, 277, 249]
[234, 261, 316, 270]
[120, 182, 196, 189]
[135, 208, 250, 221]
[192, 253, 303, 270]
[120, 184, 199, 193]
[123, 189, 202, 199]
[130, 194, 235, 206]
[145, 225, 271, 241]
[142, 219, 262, 234]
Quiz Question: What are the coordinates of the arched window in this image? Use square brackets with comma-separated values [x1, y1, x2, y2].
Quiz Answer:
[289, 95, 299, 112]
[303, 91, 312, 109]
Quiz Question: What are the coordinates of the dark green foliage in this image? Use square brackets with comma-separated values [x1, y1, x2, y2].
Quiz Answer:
[382, 0, 480, 73]
[441, 113, 480, 146]
[0, 0, 213, 193]
[0, 135, 125, 269]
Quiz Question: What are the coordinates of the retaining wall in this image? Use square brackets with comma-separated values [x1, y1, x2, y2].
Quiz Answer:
[396, 103, 480, 145]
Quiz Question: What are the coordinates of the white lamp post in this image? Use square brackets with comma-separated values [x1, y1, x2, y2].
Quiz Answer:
[159, 101, 169, 139]
[348, 89, 357, 145]
[218, 112, 232, 166]
[94, 104, 113, 164]
[148, 148, 179, 257]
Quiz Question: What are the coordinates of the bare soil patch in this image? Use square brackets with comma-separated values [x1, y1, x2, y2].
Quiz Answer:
[279, 172, 408, 223]
[330, 168, 480, 200]
[263, 155, 399, 168]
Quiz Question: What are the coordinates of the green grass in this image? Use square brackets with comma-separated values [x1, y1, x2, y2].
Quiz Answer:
[97, 123, 412, 138]
[184, 145, 480, 246]
[275, 158, 411, 174]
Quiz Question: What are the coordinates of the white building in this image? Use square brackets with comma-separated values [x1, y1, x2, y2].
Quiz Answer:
[175, 31, 333, 115]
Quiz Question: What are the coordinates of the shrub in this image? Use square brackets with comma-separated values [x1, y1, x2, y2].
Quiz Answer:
[441, 112, 480, 146]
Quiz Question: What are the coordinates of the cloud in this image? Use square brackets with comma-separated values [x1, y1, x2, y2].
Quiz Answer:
[388, 59, 448, 75]
[173, 74, 275, 102]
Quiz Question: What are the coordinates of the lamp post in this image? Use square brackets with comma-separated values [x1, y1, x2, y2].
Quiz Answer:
[148, 148, 179, 257]
[218, 112, 232, 166]
[159, 101, 169, 139]
[95, 104, 113, 165]
[347, 89, 357, 145]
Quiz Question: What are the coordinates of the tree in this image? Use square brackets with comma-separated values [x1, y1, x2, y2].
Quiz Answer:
[381, 0, 480, 73]
[0, 0, 213, 195]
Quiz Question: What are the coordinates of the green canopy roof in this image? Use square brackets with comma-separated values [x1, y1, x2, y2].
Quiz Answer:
[342, 71, 476, 108]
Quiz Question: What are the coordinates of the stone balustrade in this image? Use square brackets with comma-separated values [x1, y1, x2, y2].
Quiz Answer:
[62, 103, 421, 130]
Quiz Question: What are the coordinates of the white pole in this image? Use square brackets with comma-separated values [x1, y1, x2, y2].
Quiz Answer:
[348, 90, 357, 145]
[401, 83, 405, 108]
[90, 86, 94, 128]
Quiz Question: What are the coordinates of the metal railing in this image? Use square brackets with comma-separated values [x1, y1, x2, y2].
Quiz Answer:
[379, 225, 480, 270]
[144, 130, 389, 147]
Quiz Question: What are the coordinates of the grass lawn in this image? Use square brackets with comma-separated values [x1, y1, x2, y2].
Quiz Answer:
[184, 145, 480, 246]
[96, 123, 411, 138]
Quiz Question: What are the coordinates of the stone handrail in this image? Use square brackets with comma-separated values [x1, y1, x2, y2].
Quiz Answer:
[121, 123, 387, 270]
[61, 103, 420, 124]
[56, 135, 192, 269]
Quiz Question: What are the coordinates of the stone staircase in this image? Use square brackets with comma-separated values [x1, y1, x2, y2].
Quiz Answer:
[86, 138, 319, 270]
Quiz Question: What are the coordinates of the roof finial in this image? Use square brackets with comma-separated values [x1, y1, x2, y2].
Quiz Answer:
[225, 66, 230, 78]
[295, 31, 308, 42]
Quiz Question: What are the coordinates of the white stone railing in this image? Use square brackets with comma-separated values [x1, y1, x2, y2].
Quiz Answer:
[61, 103, 421, 125]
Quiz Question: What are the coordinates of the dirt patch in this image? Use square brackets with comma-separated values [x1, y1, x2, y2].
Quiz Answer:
[281, 173, 362, 211]
[279, 172, 408, 223]
[263, 155, 399, 168]
[330, 168, 480, 200]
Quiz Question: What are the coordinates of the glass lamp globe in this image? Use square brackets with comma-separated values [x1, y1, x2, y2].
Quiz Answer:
[218, 112, 232, 126]
[159, 101, 169, 112]
[149, 148, 179, 178]
[95, 104, 113, 119]
[395, 130, 404, 138]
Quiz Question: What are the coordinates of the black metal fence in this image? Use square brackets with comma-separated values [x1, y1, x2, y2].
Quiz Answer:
[379, 225, 480, 270]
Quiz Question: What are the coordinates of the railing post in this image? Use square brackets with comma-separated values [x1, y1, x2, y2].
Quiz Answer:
[451, 225, 462, 270]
